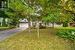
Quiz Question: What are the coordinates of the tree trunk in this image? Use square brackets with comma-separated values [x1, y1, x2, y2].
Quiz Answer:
[3, 18, 6, 27]
[16, 22, 19, 27]
[45, 22, 47, 27]
[1, 20, 2, 27]
[27, 18, 31, 33]
[32, 21, 36, 28]
[36, 20, 40, 38]
[52, 22, 54, 28]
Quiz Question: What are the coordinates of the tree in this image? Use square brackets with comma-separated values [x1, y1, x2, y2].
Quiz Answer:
[5, 0, 34, 28]
[42, 12, 60, 28]
[59, 0, 75, 49]
[39, 0, 61, 28]
[59, 0, 75, 27]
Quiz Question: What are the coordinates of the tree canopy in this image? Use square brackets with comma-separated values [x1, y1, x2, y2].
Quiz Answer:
[0, 0, 75, 27]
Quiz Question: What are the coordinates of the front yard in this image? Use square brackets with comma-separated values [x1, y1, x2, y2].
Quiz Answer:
[0, 28, 73, 50]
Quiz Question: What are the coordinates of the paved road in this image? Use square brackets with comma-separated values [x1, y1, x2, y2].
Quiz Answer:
[0, 23, 28, 41]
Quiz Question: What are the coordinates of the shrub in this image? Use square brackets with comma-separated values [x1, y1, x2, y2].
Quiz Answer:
[56, 29, 75, 40]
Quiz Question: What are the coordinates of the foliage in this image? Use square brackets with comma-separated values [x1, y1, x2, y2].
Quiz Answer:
[0, 10, 8, 18]
[56, 28, 75, 40]
[1, 0, 75, 28]
[59, 12, 73, 22]
[59, 0, 75, 13]
[59, 0, 75, 22]
[40, 0, 61, 24]
[42, 11, 60, 23]
[3, 0, 34, 27]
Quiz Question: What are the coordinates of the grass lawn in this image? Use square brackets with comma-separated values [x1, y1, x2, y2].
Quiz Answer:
[55, 27, 75, 29]
[0, 27, 9, 31]
[0, 28, 72, 50]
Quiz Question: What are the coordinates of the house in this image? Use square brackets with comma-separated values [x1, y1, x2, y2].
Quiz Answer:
[19, 19, 28, 27]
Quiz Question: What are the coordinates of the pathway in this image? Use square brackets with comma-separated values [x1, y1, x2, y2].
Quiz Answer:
[0, 23, 28, 41]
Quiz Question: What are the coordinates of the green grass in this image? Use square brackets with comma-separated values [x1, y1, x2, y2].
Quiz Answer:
[0, 28, 72, 50]
[55, 27, 75, 29]
[0, 27, 9, 31]
[0, 27, 15, 31]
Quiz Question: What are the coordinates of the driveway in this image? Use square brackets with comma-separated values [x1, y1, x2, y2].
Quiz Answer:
[0, 23, 28, 41]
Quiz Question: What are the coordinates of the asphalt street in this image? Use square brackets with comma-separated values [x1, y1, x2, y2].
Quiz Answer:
[0, 23, 28, 41]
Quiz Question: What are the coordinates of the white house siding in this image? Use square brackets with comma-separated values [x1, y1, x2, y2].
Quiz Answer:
[47, 23, 63, 27]
[19, 23, 28, 28]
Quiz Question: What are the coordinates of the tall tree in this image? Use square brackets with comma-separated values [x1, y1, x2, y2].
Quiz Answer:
[38, 0, 61, 27]
[59, 0, 75, 27]
[6, 0, 34, 28]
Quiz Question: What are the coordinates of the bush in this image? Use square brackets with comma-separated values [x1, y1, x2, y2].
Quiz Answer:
[9, 25, 16, 29]
[63, 22, 68, 27]
[39, 23, 46, 29]
[56, 29, 75, 40]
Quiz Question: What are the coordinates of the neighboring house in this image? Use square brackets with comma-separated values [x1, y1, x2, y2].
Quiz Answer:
[19, 19, 28, 27]
[19, 19, 28, 23]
